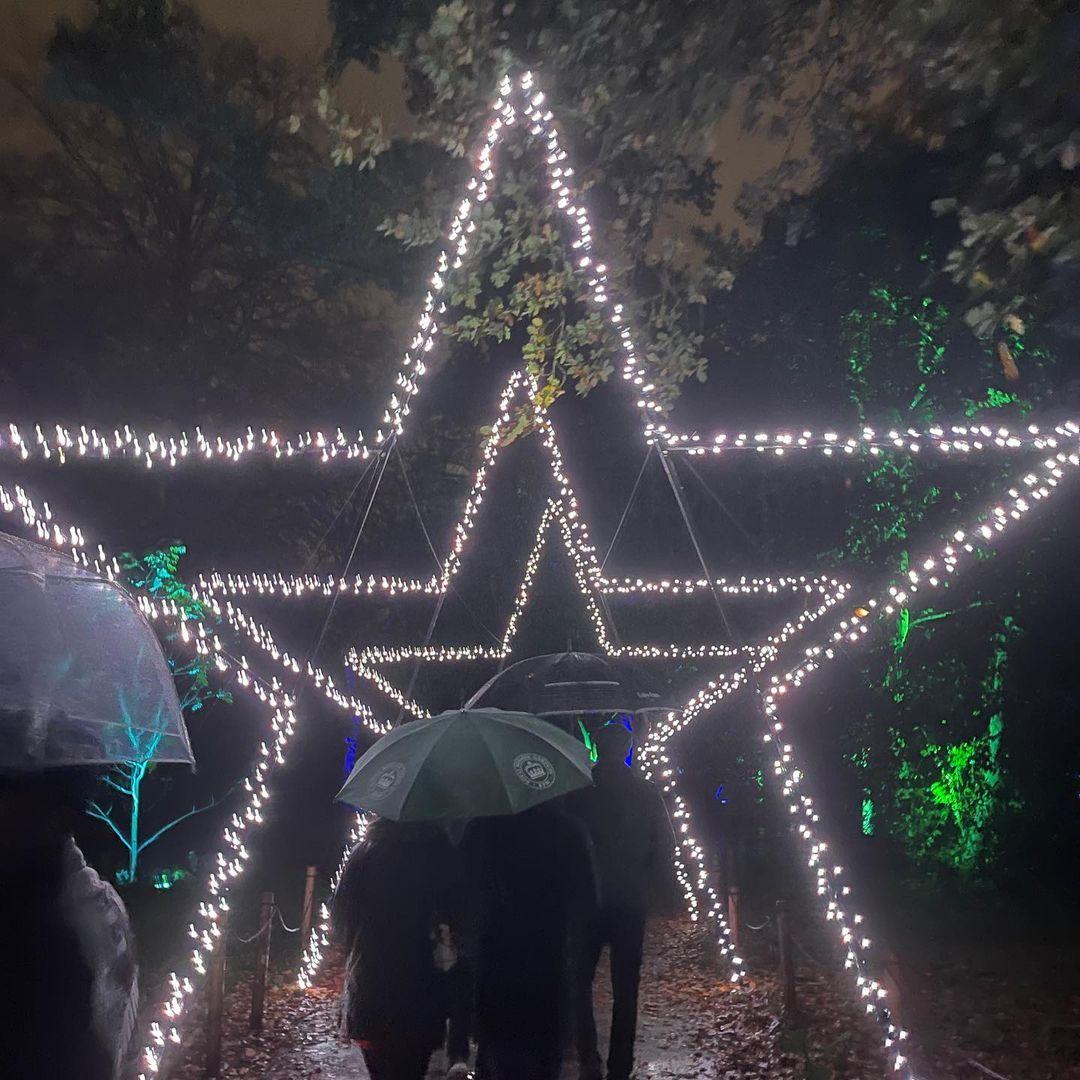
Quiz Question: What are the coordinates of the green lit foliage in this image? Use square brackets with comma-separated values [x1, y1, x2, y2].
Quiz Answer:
[121, 543, 232, 715]
[85, 542, 231, 885]
[861, 795, 876, 837]
[831, 271, 1057, 875]
[887, 618, 1022, 872]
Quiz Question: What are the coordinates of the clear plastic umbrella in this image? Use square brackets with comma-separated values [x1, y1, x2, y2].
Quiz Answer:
[0, 532, 192, 769]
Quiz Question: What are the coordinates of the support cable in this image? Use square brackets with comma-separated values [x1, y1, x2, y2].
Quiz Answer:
[594, 445, 654, 651]
[304, 438, 396, 674]
[298, 454, 379, 575]
[599, 445, 653, 572]
[657, 448, 739, 643]
[395, 445, 502, 648]
[682, 456, 758, 552]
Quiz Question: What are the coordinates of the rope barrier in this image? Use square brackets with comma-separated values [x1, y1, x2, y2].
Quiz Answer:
[233, 916, 275, 945]
[230, 905, 300, 943]
[275, 909, 300, 934]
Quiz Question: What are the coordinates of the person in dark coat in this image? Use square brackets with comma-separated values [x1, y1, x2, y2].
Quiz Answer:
[0, 770, 138, 1080]
[567, 721, 676, 1080]
[332, 818, 464, 1080]
[464, 800, 597, 1080]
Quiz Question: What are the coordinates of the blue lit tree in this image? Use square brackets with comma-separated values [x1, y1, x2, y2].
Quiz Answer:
[85, 543, 232, 885]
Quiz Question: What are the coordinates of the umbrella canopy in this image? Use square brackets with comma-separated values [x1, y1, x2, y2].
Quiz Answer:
[0, 532, 191, 769]
[465, 651, 674, 717]
[336, 708, 593, 821]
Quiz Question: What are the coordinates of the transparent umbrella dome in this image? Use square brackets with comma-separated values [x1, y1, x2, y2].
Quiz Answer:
[465, 651, 675, 717]
[0, 532, 191, 769]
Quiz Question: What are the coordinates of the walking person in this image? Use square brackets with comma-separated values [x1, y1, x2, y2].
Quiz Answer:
[568, 721, 676, 1080]
[465, 800, 597, 1080]
[333, 818, 463, 1080]
[1, 769, 139, 1080]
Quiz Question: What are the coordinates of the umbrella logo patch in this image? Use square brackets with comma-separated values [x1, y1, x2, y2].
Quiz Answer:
[368, 762, 406, 800]
[513, 752, 556, 790]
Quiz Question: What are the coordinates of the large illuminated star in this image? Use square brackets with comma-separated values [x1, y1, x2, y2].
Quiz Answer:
[5, 65, 1079, 1080]
[199, 369, 849, 724]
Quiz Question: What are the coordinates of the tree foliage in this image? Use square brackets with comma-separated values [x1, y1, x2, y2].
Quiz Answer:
[0, 0, 412, 418]
[324, 0, 1079, 400]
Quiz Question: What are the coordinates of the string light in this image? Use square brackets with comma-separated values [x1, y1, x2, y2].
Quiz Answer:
[298, 811, 372, 988]
[0, 479, 350, 1078]
[657, 433, 1080, 1079]
[0, 86, 524, 474]
[198, 596, 389, 734]
[196, 371, 846, 724]
[2, 66, 1074, 1075]
[8, 69, 1066, 468]
[0, 421, 378, 468]
[651, 421, 1078, 456]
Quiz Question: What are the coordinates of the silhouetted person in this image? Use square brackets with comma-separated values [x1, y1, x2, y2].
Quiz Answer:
[567, 722, 676, 1080]
[333, 819, 464, 1080]
[0, 770, 138, 1080]
[464, 801, 597, 1080]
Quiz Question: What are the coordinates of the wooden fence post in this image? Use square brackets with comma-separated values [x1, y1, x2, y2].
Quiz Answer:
[776, 899, 797, 1016]
[249, 891, 275, 1033]
[727, 885, 741, 953]
[300, 865, 318, 951]
[204, 909, 228, 1078]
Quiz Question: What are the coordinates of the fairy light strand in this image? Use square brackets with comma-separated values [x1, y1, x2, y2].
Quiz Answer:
[0, 479, 384, 1077]
[2, 67, 1074, 1075]
[7, 68, 1068, 467]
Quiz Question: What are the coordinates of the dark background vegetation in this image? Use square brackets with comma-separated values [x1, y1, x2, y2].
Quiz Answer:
[1, 0, 1079, 1073]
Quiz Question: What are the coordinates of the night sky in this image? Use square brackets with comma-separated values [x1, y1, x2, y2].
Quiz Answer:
[1, 0, 808, 233]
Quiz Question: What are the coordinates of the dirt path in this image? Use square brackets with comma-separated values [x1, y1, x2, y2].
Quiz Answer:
[170, 915, 886, 1078]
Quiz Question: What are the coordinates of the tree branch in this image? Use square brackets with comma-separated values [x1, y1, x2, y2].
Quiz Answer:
[86, 801, 132, 852]
[101, 773, 133, 797]
[135, 786, 235, 855]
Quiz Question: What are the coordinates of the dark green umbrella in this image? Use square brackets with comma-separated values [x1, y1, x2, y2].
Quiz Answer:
[336, 708, 593, 821]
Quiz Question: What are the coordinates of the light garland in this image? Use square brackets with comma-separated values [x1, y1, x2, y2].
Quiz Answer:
[0, 83, 521, 473]
[13, 70, 1069, 469]
[598, 574, 840, 596]
[638, 664, 756, 978]
[199, 372, 842, 714]
[3, 65, 1073, 1076]
[0, 421, 377, 468]
[648, 432, 1080, 1078]
[298, 811, 372, 988]
[0, 478, 388, 1077]
[197, 596, 388, 734]
[341, 490, 839, 722]
[650, 420, 1080, 456]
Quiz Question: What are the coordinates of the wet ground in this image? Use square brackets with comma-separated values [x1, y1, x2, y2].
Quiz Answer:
[170, 915, 886, 1078]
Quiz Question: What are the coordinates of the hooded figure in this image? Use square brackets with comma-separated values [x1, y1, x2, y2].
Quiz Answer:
[566, 721, 676, 1080]
[1, 771, 138, 1080]
[332, 818, 464, 1080]
[464, 800, 597, 1080]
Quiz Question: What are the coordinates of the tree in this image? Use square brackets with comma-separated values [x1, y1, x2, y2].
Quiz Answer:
[85, 542, 232, 884]
[321, 0, 1078, 424]
[324, 0, 823, 417]
[0, 0, 411, 420]
[677, 138, 1072, 878]
[885, 0, 1080, 345]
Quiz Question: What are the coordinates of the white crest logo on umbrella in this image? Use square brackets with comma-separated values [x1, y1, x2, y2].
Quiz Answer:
[513, 752, 556, 790]
[368, 762, 407, 799]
